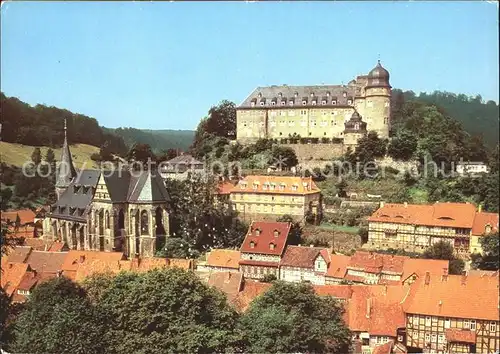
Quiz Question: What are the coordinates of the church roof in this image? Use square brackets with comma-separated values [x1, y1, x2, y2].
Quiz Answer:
[50, 169, 170, 221]
[55, 119, 77, 188]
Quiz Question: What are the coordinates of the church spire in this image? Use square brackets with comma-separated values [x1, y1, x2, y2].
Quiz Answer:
[55, 118, 77, 200]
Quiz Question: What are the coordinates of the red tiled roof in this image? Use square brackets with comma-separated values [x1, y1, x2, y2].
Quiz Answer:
[206, 249, 240, 269]
[471, 212, 499, 236]
[1, 209, 36, 225]
[23, 238, 52, 251]
[240, 221, 291, 256]
[5, 246, 32, 263]
[1, 262, 29, 296]
[313, 284, 353, 299]
[48, 242, 68, 252]
[401, 258, 449, 280]
[368, 202, 477, 228]
[217, 181, 235, 195]
[231, 280, 272, 312]
[26, 251, 68, 274]
[404, 274, 500, 321]
[280, 246, 329, 269]
[348, 251, 407, 275]
[445, 328, 476, 343]
[232, 175, 321, 196]
[62, 250, 126, 280]
[372, 341, 393, 354]
[326, 254, 350, 279]
[348, 285, 408, 336]
[208, 271, 243, 301]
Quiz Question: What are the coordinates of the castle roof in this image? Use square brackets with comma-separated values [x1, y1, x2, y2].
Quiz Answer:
[344, 111, 367, 133]
[238, 85, 357, 109]
[367, 60, 391, 88]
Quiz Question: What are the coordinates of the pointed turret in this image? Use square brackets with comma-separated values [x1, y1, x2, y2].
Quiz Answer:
[55, 119, 77, 200]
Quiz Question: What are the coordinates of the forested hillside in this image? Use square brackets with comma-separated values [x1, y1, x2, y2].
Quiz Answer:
[105, 127, 194, 153]
[0, 92, 128, 155]
[392, 90, 499, 147]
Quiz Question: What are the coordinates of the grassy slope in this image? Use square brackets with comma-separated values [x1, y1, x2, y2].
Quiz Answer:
[0, 141, 100, 169]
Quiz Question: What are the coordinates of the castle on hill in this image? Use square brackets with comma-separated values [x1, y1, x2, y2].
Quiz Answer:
[235, 61, 391, 149]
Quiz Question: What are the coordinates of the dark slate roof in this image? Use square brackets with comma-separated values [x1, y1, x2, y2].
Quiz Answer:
[51, 170, 100, 222]
[367, 61, 391, 88]
[103, 170, 131, 202]
[55, 132, 77, 188]
[127, 170, 170, 203]
[239, 85, 357, 109]
[344, 111, 367, 133]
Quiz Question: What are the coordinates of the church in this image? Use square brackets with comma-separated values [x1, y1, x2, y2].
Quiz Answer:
[42, 121, 171, 258]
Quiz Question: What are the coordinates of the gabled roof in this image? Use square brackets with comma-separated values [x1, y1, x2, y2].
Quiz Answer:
[206, 249, 241, 269]
[232, 176, 321, 196]
[127, 170, 170, 203]
[326, 254, 351, 279]
[368, 202, 477, 228]
[217, 181, 236, 195]
[231, 280, 272, 312]
[280, 246, 329, 269]
[240, 221, 291, 256]
[471, 211, 499, 236]
[403, 273, 500, 321]
[4, 246, 32, 263]
[208, 272, 243, 301]
[348, 251, 407, 275]
[25, 251, 68, 274]
[1, 262, 29, 296]
[1, 209, 36, 225]
[61, 250, 126, 275]
[401, 258, 449, 281]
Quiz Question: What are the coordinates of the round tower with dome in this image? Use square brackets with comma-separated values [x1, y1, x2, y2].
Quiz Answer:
[362, 60, 391, 138]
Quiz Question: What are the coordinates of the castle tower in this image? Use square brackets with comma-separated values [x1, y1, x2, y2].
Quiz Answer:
[55, 119, 76, 200]
[344, 110, 367, 150]
[364, 60, 391, 139]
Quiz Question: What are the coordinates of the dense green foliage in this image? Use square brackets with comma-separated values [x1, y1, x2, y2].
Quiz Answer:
[472, 233, 500, 271]
[395, 90, 499, 148]
[11, 277, 105, 354]
[1, 92, 127, 156]
[163, 175, 248, 255]
[239, 281, 350, 353]
[104, 127, 195, 154]
[422, 240, 465, 275]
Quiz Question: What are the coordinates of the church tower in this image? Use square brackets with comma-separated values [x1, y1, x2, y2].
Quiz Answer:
[55, 119, 77, 200]
[364, 61, 391, 139]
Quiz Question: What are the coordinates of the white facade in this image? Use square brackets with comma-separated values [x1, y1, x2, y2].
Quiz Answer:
[456, 162, 489, 176]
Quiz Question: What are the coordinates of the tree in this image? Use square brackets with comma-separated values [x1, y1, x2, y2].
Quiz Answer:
[0, 288, 10, 347]
[239, 281, 350, 353]
[11, 277, 105, 354]
[45, 148, 56, 164]
[31, 147, 42, 165]
[422, 240, 464, 275]
[271, 145, 298, 169]
[476, 233, 500, 270]
[387, 130, 417, 160]
[276, 215, 302, 245]
[93, 268, 240, 353]
[204, 100, 237, 139]
[335, 178, 348, 197]
[126, 143, 156, 165]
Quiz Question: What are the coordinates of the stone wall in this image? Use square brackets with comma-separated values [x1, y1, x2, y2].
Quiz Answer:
[283, 143, 344, 163]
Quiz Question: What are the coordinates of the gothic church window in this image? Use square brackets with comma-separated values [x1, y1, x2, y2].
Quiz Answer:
[140, 210, 149, 235]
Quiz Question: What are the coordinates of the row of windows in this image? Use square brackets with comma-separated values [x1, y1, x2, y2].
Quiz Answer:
[235, 194, 302, 203]
[251, 99, 353, 107]
[417, 316, 497, 332]
[237, 204, 303, 213]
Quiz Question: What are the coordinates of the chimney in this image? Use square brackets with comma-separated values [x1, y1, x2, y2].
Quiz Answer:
[366, 298, 371, 319]
[424, 271, 430, 285]
[438, 300, 442, 307]
[478, 204, 482, 213]
[404, 202, 408, 208]
[380, 201, 385, 208]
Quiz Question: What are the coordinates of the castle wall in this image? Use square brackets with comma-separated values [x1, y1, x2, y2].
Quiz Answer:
[282, 143, 344, 162]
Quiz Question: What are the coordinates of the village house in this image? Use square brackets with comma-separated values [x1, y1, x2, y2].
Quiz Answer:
[239, 221, 291, 280]
[1, 209, 39, 239]
[197, 249, 241, 273]
[367, 202, 499, 256]
[279, 245, 331, 285]
[229, 175, 322, 222]
[159, 153, 205, 181]
[404, 273, 500, 353]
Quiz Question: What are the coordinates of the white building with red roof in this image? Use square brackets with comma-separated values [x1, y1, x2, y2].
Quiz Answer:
[279, 245, 331, 285]
[239, 221, 291, 280]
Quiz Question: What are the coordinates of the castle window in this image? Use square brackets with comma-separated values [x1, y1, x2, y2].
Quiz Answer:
[289, 110, 295, 116]
[251, 102, 255, 107]
[260, 102, 265, 106]
[310, 92, 314, 97]
[300, 110, 306, 115]
[302, 100, 307, 105]
[294, 92, 298, 97]
[385, 101, 390, 107]
[271, 101, 276, 106]
[281, 101, 286, 106]
[326, 91, 330, 97]
[289, 100, 294, 106]
[343, 92, 347, 97]
[278, 92, 282, 97]
[332, 100, 337, 105]
[258, 92, 262, 98]
[312, 100, 317, 105]
[321, 100, 326, 105]
[347, 99, 352, 105]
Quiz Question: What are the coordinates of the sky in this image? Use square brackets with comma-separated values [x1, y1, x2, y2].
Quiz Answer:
[1, 1, 498, 131]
